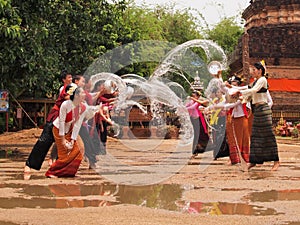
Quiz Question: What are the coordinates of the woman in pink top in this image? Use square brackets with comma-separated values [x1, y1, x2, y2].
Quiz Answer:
[186, 91, 209, 158]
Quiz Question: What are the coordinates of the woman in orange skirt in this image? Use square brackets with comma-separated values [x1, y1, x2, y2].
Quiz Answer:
[46, 84, 100, 178]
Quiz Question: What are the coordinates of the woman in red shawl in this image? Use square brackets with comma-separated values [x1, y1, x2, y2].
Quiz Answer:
[45, 84, 100, 177]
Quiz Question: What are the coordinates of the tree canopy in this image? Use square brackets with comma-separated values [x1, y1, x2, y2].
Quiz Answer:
[0, 0, 244, 99]
[205, 17, 244, 54]
[1, 0, 129, 98]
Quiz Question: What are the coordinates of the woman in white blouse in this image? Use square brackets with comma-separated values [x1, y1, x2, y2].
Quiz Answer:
[240, 62, 280, 171]
[45, 84, 100, 178]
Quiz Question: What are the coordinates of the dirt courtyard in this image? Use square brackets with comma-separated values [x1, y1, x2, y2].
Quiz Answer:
[0, 128, 299, 225]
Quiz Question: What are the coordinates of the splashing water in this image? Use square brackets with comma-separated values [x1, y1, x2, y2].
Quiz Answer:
[151, 39, 227, 79]
[83, 39, 227, 185]
[147, 39, 227, 147]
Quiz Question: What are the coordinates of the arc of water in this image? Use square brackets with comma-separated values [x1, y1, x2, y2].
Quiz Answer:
[90, 72, 127, 93]
[120, 74, 148, 82]
[151, 39, 227, 79]
[166, 81, 187, 99]
[90, 72, 147, 114]
[81, 40, 229, 184]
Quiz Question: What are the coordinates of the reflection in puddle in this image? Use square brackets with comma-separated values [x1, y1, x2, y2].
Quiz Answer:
[176, 201, 279, 216]
[0, 183, 280, 216]
[245, 189, 300, 202]
[0, 149, 26, 160]
[0, 183, 182, 211]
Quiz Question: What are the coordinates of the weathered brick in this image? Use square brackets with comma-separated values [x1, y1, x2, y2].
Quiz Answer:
[229, 0, 300, 117]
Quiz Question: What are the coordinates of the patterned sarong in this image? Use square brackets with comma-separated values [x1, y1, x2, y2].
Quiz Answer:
[249, 103, 279, 164]
[45, 127, 83, 177]
[226, 116, 250, 164]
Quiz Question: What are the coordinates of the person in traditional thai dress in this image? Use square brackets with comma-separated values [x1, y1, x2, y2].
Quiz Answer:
[73, 75, 106, 169]
[24, 70, 72, 173]
[239, 61, 280, 171]
[45, 84, 101, 177]
[93, 80, 118, 154]
[204, 86, 230, 159]
[186, 91, 209, 158]
[223, 76, 250, 165]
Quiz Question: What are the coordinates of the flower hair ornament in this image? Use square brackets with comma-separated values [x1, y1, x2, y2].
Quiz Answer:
[228, 76, 236, 83]
[228, 75, 241, 85]
[260, 59, 268, 76]
[260, 59, 266, 68]
[67, 83, 78, 96]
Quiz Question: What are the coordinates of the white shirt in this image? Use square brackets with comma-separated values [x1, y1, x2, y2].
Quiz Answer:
[224, 101, 251, 118]
[240, 77, 269, 104]
[53, 100, 99, 140]
[266, 90, 273, 108]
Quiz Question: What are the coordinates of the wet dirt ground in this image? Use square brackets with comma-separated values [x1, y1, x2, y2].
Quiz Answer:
[0, 129, 299, 225]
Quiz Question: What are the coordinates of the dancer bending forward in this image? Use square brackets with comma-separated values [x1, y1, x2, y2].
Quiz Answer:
[45, 84, 101, 178]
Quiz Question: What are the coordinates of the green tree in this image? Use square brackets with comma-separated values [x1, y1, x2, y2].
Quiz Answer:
[205, 17, 243, 54]
[0, 0, 128, 98]
[157, 5, 203, 44]
[0, 0, 21, 39]
[0, 1, 243, 99]
[116, 3, 204, 77]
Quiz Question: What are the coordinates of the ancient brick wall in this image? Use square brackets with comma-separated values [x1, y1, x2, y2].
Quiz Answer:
[247, 25, 300, 62]
[243, 0, 300, 30]
[267, 66, 300, 80]
[229, 0, 300, 116]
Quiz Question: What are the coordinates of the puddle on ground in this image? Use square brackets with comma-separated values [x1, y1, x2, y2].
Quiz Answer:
[0, 149, 26, 160]
[245, 189, 300, 202]
[0, 221, 19, 225]
[176, 201, 279, 216]
[221, 188, 250, 191]
[282, 222, 300, 225]
[0, 182, 280, 216]
[0, 183, 181, 210]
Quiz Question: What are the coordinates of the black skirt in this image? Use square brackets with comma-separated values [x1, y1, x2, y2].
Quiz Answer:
[250, 103, 279, 164]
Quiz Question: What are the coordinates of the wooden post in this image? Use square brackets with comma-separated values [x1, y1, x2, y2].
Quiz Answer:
[6, 112, 8, 132]
[0, 90, 10, 132]
[16, 107, 22, 130]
